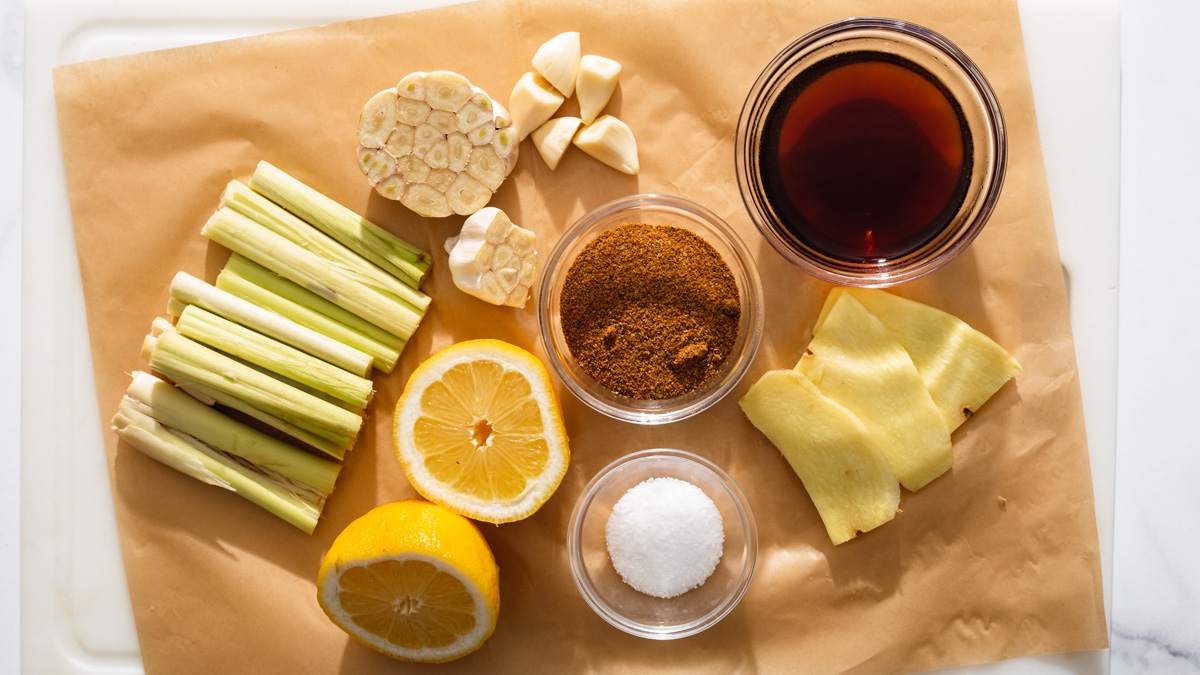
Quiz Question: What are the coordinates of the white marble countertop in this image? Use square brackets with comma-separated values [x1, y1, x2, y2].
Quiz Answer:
[3, 0, 1198, 673]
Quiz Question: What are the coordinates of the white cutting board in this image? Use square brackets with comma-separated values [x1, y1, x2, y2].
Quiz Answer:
[20, 0, 1119, 672]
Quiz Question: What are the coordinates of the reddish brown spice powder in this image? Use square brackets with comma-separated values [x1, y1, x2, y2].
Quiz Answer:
[560, 223, 741, 400]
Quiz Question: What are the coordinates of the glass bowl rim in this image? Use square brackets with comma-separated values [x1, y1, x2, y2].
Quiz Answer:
[566, 448, 759, 639]
[536, 193, 765, 424]
[734, 16, 1008, 287]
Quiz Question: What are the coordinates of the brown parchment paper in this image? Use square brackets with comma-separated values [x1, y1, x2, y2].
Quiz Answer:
[52, 0, 1108, 672]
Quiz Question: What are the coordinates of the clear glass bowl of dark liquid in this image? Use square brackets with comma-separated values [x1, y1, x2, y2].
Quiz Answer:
[736, 18, 1007, 286]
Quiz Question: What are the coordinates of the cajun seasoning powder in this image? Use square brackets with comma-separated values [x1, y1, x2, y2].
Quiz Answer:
[560, 223, 740, 400]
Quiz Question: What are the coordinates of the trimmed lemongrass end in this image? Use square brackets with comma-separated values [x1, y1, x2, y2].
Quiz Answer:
[112, 404, 322, 533]
[170, 271, 372, 378]
[175, 304, 373, 409]
[201, 208, 422, 341]
[125, 371, 340, 493]
[248, 161, 432, 289]
[166, 296, 187, 317]
[218, 254, 403, 372]
[221, 180, 431, 313]
[145, 328, 363, 444]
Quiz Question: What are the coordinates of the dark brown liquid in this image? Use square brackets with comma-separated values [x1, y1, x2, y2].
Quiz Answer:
[760, 52, 972, 262]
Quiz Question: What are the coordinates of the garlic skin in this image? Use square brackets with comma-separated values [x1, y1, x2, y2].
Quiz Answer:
[445, 208, 539, 308]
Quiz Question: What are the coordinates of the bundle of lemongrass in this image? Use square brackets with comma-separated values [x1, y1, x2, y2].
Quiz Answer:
[112, 161, 432, 533]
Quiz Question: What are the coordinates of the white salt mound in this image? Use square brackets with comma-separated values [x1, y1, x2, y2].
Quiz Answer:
[604, 476, 725, 599]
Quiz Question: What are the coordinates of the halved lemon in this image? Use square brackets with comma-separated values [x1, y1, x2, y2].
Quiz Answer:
[393, 339, 570, 524]
[316, 499, 499, 663]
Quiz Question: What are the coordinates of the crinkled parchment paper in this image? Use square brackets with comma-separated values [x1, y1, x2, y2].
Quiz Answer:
[52, 0, 1107, 671]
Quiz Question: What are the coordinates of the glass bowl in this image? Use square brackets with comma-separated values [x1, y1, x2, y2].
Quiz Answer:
[536, 194, 764, 425]
[567, 449, 758, 639]
[735, 17, 1007, 287]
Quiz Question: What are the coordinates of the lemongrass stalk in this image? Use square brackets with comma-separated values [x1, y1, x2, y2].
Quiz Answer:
[175, 305, 373, 409]
[169, 271, 371, 378]
[202, 208, 422, 340]
[217, 255, 402, 372]
[222, 180, 431, 312]
[144, 329, 362, 444]
[112, 404, 321, 533]
[235, 354, 363, 413]
[249, 161, 431, 288]
[181, 381, 348, 460]
[125, 371, 340, 492]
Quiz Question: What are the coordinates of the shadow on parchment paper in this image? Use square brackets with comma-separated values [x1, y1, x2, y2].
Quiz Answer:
[111, 442, 318, 581]
[202, 239, 234, 286]
[747, 231, 830, 358]
[363, 190, 448, 261]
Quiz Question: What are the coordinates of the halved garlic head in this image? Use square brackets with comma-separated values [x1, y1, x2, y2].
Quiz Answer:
[444, 207, 539, 308]
[357, 71, 519, 218]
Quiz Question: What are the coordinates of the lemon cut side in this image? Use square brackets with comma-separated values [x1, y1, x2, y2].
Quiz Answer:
[394, 339, 570, 524]
[317, 500, 499, 663]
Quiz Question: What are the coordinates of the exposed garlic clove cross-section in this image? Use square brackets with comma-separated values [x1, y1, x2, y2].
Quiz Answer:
[357, 90, 399, 147]
[576, 55, 622, 125]
[356, 71, 518, 218]
[573, 115, 639, 175]
[444, 207, 539, 308]
[531, 32, 581, 98]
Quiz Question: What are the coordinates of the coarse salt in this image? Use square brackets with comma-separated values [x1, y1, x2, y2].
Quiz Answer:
[604, 476, 724, 598]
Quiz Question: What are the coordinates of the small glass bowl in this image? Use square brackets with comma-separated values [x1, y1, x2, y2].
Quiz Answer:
[567, 449, 758, 639]
[536, 195, 764, 425]
[735, 17, 1007, 287]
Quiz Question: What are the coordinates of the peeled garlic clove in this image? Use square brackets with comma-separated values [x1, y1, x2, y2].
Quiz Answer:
[509, 72, 564, 141]
[576, 55, 622, 125]
[573, 115, 639, 175]
[531, 32, 581, 98]
[530, 116, 582, 170]
[445, 207, 539, 308]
